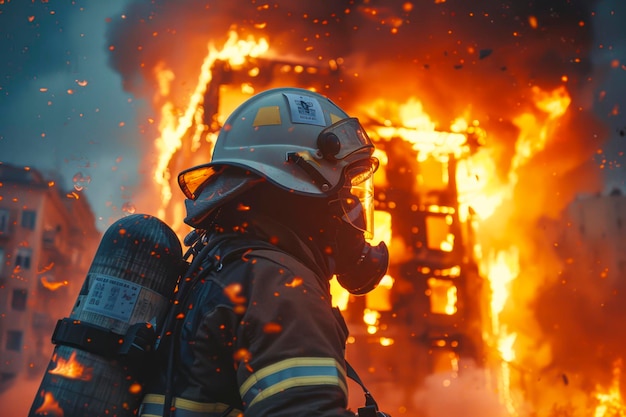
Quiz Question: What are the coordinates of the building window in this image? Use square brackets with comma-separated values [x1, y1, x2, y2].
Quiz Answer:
[15, 248, 32, 270]
[427, 277, 458, 315]
[0, 247, 4, 275]
[0, 208, 9, 234]
[425, 214, 455, 252]
[11, 289, 27, 311]
[21, 210, 36, 230]
[5, 330, 23, 352]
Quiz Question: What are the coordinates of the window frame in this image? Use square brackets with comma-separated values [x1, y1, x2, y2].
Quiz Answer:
[15, 247, 32, 270]
[21, 210, 37, 230]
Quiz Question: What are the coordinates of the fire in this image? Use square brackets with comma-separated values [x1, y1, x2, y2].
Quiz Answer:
[426, 277, 457, 315]
[365, 97, 469, 160]
[40, 276, 69, 291]
[140, 18, 610, 414]
[34, 392, 64, 417]
[511, 86, 571, 175]
[360, 84, 573, 414]
[594, 359, 626, 417]
[153, 29, 269, 219]
[484, 248, 519, 332]
[363, 308, 381, 335]
[48, 351, 93, 381]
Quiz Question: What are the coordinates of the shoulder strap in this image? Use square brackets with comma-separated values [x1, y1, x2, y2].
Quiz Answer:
[345, 360, 387, 416]
[159, 234, 282, 417]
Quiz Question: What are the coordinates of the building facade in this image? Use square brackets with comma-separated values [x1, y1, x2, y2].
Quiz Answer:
[0, 163, 100, 392]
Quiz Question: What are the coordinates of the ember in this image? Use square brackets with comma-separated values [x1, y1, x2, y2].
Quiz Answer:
[40, 277, 69, 291]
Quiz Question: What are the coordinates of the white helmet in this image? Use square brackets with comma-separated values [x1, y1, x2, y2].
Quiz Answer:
[178, 87, 379, 235]
[179, 87, 378, 196]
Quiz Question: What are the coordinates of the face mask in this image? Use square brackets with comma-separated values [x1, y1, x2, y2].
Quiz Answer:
[336, 239, 389, 295]
[329, 197, 389, 295]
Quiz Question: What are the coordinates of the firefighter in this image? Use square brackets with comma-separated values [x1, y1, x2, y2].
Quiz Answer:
[139, 87, 389, 417]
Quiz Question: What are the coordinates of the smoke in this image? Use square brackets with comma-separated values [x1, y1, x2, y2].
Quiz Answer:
[413, 364, 510, 417]
[105, 0, 357, 98]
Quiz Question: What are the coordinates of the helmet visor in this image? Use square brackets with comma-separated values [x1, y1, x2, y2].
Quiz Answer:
[178, 164, 221, 200]
[318, 118, 373, 160]
[338, 159, 379, 240]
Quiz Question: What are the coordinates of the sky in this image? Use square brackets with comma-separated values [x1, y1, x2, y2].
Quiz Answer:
[0, 1, 144, 231]
[1, 0, 625, 233]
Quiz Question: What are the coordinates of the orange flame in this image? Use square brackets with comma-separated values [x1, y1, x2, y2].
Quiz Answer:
[35, 392, 64, 417]
[48, 351, 93, 381]
[153, 30, 269, 219]
[40, 276, 69, 291]
[594, 359, 626, 417]
[361, 85, 573, 414]
[34, 391, 64, 417]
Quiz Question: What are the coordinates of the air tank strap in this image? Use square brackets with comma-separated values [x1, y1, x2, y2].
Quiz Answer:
[51, 317, 156, 361]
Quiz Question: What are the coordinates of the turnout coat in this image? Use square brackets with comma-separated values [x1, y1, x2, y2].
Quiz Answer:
[139, 225, 356, 417]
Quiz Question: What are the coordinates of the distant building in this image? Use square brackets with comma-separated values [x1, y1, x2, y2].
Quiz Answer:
[0, 163, 101, 392]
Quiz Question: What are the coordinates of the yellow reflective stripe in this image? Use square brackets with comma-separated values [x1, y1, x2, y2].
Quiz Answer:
[240, 357, 348, 409]
[140, 394, 242, 417]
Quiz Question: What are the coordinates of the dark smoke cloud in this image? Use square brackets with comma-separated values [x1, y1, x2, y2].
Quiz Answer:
[106, 0, 598, 109]
[105, 0, 356, 98]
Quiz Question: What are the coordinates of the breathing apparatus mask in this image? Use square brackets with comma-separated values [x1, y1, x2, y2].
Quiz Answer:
[328, 159, 389, 295]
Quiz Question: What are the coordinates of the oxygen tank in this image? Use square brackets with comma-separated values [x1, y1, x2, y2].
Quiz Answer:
[29, 214, 184, 417]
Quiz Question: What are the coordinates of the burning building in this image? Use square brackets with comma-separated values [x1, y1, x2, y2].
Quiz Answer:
[59, 0, 622, 415]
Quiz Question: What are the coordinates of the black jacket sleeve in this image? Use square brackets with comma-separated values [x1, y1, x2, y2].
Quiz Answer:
[235, 250, 356, 417]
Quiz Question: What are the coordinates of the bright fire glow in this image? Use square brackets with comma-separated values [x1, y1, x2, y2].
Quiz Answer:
[366, 97, 469, 161]
[594, 359, 626, 417]
[48, 351, 93, 381]
[40, 276, 69, 291]
[153, 30, 269, 219]
[365, 86, 573, 414]
[147, 26, 585, 413]
[34, 392, 64, 417]
[363, 308, 381, 335]
[427, 277, 458, 315]
[485, 248, 520, 331]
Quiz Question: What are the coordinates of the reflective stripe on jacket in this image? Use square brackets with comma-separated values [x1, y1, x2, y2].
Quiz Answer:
[138, 394, 242, 417]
